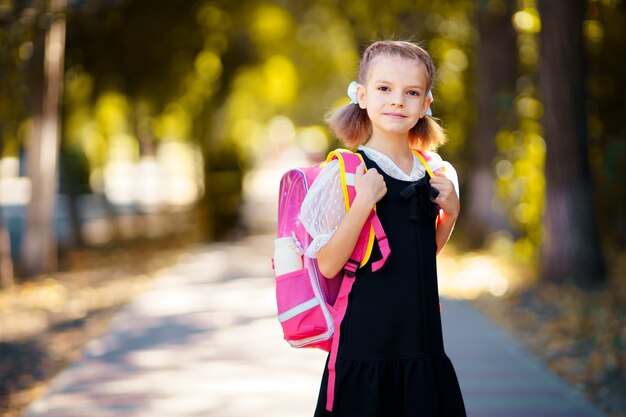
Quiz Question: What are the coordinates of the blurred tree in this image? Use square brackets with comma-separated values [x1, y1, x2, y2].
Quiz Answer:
[0, 1, 40, 159]
[0, 206, 15, 287]
[584, 1, 626, 257]
[467, 0, 517, 246]
[64, 0, 203, 110]
[537, 0, 606, 286]
[59, 143, 90, 246]
[21, 0, 67, 276]
[65, 0, 233, 240]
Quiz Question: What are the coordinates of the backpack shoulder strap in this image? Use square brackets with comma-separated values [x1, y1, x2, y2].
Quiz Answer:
[325, 148, 363, 209]
[325, 149, 380, 268]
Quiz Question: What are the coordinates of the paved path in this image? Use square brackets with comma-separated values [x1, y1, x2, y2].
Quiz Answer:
[22, 235, 607, 417]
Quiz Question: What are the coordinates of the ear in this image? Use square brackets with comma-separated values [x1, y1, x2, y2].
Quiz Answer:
[357, 84, 367, 109]
[421, 94, 432, 118]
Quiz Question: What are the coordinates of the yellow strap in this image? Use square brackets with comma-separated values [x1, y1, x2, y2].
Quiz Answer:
[326, 149, 356, 211]
[324, 149, 375, 268]
[412, 150, 435, 178]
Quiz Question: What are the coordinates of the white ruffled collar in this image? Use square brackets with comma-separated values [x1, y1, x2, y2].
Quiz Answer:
[358, 145, 427, 181]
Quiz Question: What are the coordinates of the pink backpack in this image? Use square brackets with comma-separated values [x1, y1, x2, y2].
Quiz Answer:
[274, 148, 435, 411]
[274, 149, 390, 411]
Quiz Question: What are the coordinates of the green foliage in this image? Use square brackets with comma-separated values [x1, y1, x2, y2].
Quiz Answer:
[1, 0, 623, 263]
[0, 1, 42, 157]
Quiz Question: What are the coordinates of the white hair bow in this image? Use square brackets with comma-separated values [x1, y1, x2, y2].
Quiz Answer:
[347, 81, 359, 105]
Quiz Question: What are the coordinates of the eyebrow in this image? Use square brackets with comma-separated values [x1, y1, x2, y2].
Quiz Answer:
[373, 80, 425, 91]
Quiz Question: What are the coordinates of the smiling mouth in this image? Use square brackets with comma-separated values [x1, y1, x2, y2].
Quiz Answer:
[384, 113, 406, 119]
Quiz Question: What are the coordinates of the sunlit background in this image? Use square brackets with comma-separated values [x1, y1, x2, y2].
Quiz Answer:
[2, 0, 623, 295]
[1, 1, 625, 416]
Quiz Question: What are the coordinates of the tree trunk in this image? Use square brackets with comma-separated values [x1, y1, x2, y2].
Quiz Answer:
[21, 0, 67, 276]
[60, 148, 85, 247]
[0, 207, 15, 287]
[466, 0, 517, 246]
[538, 0, 606, 287]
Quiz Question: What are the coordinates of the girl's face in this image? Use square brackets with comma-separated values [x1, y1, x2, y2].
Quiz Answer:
[357, 54, 431, 141]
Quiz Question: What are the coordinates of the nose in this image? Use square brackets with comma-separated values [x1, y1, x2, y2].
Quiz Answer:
[389, 92, 405, 107]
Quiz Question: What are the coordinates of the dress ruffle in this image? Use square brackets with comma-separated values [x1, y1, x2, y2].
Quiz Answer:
[314, 355, 466, 417]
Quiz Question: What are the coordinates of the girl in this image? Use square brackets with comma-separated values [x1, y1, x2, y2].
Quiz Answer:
[300, 40, 467, 416]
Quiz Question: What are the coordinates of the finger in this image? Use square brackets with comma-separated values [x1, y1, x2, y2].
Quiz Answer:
[430, 177, 452, 190]
[433, 168, 447, 178]
[366, 167, 377, 176]
[429, 176, 448, 184]
[355, 162, 365, 179]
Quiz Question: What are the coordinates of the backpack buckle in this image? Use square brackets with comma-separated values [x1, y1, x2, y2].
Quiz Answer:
[343, 259, 359, 277]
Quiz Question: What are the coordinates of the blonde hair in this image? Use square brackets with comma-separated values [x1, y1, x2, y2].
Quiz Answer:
[326, 40, 446, 151]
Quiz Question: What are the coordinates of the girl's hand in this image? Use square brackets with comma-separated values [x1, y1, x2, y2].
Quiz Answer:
[354, 163, 387, 208]
[430, 173, 459, 219]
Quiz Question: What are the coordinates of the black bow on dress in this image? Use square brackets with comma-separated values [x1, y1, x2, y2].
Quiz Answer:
[400, 181, 440, 222]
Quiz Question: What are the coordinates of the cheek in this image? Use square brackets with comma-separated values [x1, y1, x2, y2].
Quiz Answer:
[369, 95, 386, 108]
[414, 100, 427, 114]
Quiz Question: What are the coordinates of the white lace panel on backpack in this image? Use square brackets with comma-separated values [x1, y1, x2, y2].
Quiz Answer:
[300, 160, 346, 258]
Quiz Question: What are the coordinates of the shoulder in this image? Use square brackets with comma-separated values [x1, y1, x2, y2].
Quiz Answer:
[419, 150, 445, 172]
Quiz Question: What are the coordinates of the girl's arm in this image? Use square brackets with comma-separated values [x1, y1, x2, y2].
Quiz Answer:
[317, 163, 387, 278]
[430, 174, 460, 254]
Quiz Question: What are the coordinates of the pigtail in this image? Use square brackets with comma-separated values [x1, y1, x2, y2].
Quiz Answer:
[325, 103, 371, 148]
[409, 115, 447, 151]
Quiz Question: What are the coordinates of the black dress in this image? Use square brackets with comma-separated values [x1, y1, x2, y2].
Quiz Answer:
[314, 151, 467, 417]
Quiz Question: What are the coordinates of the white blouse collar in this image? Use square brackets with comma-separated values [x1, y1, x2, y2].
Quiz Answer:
[357, 145, 427, 181]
